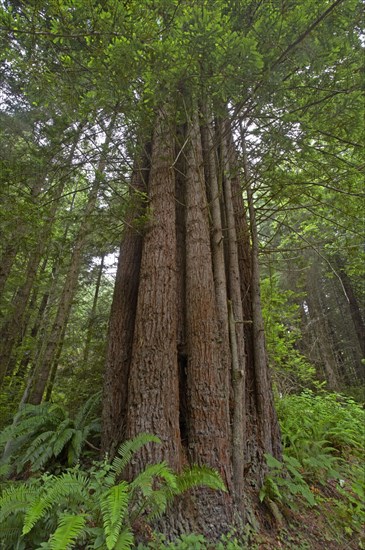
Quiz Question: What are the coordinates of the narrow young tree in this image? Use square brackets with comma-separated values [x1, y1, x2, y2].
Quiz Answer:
[27, 117, 116, 405]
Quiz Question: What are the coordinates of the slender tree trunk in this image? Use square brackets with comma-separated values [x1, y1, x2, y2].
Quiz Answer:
[27, 117, 115, 404]
[0, 177, 45, 300]
[82, 254, 105, 368]
[331, 276, 363, 384]
[14, 187, 79, 404]
[0, 131, 81, 386]
[335, 256, 365, 361]
[44, 321, 67, 402]
[0, 243, 19, 299]
[305, 260, 340, 390]
[220, 121, 245, 505]
[15, 284, 51, 381]
[5, 256, 50, 387]
[241, 129, 281, 462]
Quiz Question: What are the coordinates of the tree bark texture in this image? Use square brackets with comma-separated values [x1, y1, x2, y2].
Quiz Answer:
[101, 148, 149, 456]
[103, 104, 281, 534]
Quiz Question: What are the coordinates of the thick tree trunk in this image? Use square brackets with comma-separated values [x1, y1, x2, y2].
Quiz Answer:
[200, 109, 231, 416]
[125, 107, 181, 471]
[184, 109, 232, 529]
[103, 104, 281, 536]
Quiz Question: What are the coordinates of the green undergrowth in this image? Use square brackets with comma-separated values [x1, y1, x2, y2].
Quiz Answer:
[0, 390, 364, 549]
[136, 529, 257, 549]
[260, 390, 365, 548]
[0, 393, 101, 478]
[0, 432, 225, 550]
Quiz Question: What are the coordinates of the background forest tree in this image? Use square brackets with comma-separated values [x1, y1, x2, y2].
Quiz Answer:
[0, 0, 363, 547]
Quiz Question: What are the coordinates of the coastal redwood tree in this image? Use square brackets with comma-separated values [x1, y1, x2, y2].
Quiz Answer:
[1, 0, 361, 537]
[102, 100, 281, 533]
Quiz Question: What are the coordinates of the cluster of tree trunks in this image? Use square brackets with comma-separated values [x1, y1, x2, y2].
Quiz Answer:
[102, 103, 281, 534]
[300, 255, 364, 389]
[0, 119, 112, 406]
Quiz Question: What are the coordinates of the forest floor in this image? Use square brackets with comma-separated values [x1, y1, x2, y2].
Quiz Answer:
[255, 484, 364, 550]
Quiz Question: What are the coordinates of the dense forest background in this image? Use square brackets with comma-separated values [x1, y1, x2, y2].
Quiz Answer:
[0, 1, 364, 549]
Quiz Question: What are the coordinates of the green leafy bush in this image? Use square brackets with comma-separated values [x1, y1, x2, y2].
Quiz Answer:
[0, 433, 226, 549]
[276, 390, 364, 478]
[259, 453, 316, 509]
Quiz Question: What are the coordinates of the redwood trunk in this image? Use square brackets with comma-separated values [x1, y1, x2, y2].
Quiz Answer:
[103, 104, 281, 535]
[101, 152, 148, 456]
[126, 108, 181, 471]
[184, 109, 232, 529]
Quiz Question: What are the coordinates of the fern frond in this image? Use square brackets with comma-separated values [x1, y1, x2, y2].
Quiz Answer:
[53, 426, 75, 458]
[0, 424, 18, 446]
[130, 462, 177, 499]
[1, 416, 51, 445]
[67, 430, 83, 466]
[0, 460, 12, 479]
[114, 526, 134, 550]
[175, 465, 226, 494]
[19, 431, 55, 471]
[112, 433, 161, 478]
[22, 471, 89, 535]
[0, 514, 24, 547]
[48, 514, 86, 550]
[22, 493, 49, 535]
[18, 402, 65, 427]
[100, 482, 129, 550]
[0, 483, 40, 522]
[143, 489, 168, 521]
[74, 392, 101, 429]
